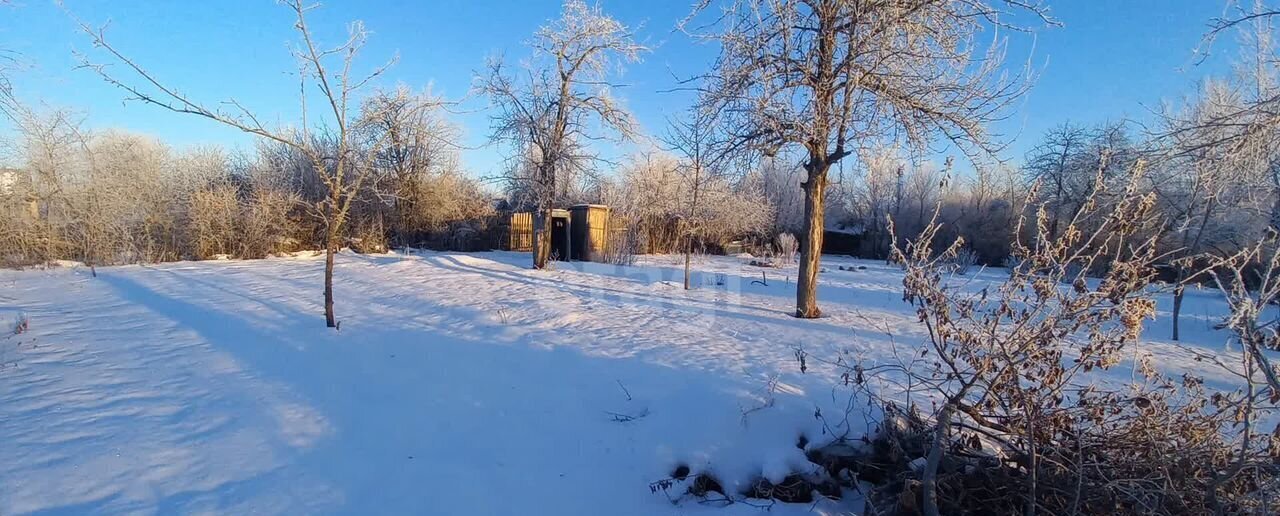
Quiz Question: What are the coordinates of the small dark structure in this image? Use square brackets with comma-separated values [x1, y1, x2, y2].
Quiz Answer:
[503, 204, 612, 262]
[549, 209, 571, 260]
[821, 229, 863, 256]
[569, 204, 609, 261]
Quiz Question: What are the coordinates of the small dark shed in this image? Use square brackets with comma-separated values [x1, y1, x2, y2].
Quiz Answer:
[504, 205, 611, 262]
[569, 204, 610, 261]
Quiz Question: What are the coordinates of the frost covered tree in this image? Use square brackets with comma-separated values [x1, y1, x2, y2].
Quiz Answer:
[1021, 121, 1137, 246]
[1152, 4, 1280, 340]
[602, 149, 771, 261]
[1021, 123, 1088, 242]
[478, 0, 646, 269]
[751, 158, 807, 235]
[355, 86, 488, 246]
[664, 105, 727, 289]
[74, 1, 397, 328]
[685, 0, 1051, 318]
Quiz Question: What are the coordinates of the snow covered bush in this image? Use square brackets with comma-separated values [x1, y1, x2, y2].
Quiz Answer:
[775, 232, 797, 265]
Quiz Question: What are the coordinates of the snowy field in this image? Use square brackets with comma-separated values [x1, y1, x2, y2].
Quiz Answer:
[0, 251, 1246, 515]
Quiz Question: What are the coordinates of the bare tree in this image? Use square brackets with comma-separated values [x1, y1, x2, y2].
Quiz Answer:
[742, 157, 807, 235]
[74, 1, 395, 328]
[1155, 81, 1272, 340]
[1151, 1, 1280, 340]
[1022, 123, 1088, 241]
[478, 0, 646, 269]
[602, 149, 771, 259]
[664, 105, 726, 289]
[1022, 121, 1138, 250]
[686, 0, 1051, 318]
[355, 86, 474, 245]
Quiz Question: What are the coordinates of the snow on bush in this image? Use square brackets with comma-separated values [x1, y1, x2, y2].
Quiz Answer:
[775, 233, 797, 265]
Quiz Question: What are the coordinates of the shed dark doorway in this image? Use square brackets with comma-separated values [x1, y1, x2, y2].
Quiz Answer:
[550, 212, 571, 261]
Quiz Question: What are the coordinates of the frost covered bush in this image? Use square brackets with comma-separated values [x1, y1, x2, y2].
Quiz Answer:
[602, 151, 773, 254]
[189, 182, 302, 260]
[775, 232, 797, 265]
[0, 106, 492, 266]
[238, 189, 302, 259]
[350, 217, 389, 254]
[941, 246, 977, 275]
[797, 167, 1280, 514]
[603, 226, 641, 266]
[188, 183, 240, 260]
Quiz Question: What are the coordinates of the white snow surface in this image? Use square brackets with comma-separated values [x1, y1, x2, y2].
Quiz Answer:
[0, 251, 1247, 514]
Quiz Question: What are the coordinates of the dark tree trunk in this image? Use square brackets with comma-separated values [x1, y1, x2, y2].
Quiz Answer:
[324, 234, 337, 328]
[324, 191, 341, 329]
[533, 207, 552, 269]
[532, 164, 555, 269]
[1172, 282, 1185, 342]
[1173, 205, 1214, 340]
[796, 166, 828, 319]
[684, 243, 692, 290]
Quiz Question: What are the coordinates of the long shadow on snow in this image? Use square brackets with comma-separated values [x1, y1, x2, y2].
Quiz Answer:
[418, 254, 860, 339]
[479, 250, 902, 296]
[86, 268, 799, 514]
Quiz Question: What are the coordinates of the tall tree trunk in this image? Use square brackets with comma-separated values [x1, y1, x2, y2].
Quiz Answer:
[1172, 281, 1185, 341]
[533, 207, 552, 269]
[532, 164, 555, 269]
[684, 237, 692, 290]
[796, 167, 828, 319]
[324, 222, 338, 328]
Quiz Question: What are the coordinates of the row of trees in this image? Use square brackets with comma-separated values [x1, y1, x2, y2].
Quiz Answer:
[0, 95, 494, 260]
[1, 70, 493, 328]
[474, 0, 1050, 321]
[5, 0, 1279, 334]
[10, 1, 1280, 511]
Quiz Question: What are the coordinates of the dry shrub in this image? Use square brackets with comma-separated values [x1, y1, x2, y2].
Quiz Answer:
[603, 224, 642, 266]
[390, 171, 495, 247]
[240, 188, 301, 258]
[800, 162, 1278, 515]
[189, 183, 239, 259]
[940, 246, 978, 275]
[0, 186, 63, 267]
[188, 184, 300, 260]
[603, 151, 773, 254]
[350, 216, 389, 254]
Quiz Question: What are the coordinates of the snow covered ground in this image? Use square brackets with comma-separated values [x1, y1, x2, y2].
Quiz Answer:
[0, 250, 1246, 514]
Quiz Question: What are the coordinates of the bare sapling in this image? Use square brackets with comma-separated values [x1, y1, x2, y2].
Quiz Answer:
[74, 1, 400, 328]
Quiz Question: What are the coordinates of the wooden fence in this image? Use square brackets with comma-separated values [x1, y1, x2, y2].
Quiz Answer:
[509, 212, 534, 252]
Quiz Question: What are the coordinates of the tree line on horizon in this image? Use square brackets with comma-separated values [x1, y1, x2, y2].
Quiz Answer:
[0, 0, 1275, 338]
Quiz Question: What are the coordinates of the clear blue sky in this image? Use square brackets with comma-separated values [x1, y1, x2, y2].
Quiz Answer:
[0, 1, 1239, 178]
